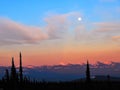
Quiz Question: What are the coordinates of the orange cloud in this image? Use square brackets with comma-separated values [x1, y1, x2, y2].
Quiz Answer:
[112, 36, 120, 41]
[75, 22, 120, 46]
[93, 22, 120, 32]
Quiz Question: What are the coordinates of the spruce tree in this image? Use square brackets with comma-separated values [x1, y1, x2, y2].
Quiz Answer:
[86, 60, 91, 82]
[10, 57, 17, 82]
[19, 52, 23, 83]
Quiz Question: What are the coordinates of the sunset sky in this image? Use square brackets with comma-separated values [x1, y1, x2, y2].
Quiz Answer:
[0, 0, 120, 66]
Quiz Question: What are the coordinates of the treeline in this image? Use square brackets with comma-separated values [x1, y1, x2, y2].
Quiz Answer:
[0, 52, 120, 90]
[1, 79, 120, 90]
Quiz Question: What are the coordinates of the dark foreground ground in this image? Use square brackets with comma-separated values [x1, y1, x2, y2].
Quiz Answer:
[0, 80, 120, 90]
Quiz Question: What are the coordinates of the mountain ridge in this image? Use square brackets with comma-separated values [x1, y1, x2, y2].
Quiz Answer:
[0, 61, 120, 81]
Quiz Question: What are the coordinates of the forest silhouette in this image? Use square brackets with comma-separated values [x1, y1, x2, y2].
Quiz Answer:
[0, 52, 120, 90]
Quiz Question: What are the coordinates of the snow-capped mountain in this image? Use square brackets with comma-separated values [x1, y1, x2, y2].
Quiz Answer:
[0, 61, 120, 81]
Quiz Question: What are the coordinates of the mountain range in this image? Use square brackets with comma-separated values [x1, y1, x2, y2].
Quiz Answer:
[0, 61, 120, 81]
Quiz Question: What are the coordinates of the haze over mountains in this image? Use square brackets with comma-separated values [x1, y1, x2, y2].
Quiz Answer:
[0, 61, 120, 81]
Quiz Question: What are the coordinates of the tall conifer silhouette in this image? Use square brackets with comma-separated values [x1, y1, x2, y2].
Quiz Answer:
[10, 57, 17, 82]
[19, 52, 23, 83]
[86, 60, 91, 82]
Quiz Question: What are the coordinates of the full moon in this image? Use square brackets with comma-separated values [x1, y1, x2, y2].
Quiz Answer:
[78, 17, 82, 21]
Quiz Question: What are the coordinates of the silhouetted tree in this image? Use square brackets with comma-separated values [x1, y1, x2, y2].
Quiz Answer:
[2, 52, 120, 90]
[86, 60, 91, 82]
[19, 52, 23, 83]
[10, 57, 17, 82]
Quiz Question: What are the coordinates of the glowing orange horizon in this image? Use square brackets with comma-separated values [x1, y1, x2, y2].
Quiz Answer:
[0, 48, 119, 66]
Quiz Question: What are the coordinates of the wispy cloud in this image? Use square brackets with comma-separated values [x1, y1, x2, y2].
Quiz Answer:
[112, 36, 120, 41]
[0, 9, 119, 46]
[0, 12, 81, 45]
[75, 22, 120, 45]
[44, 12, 81, 39]
[93, 22, 120, 32]
[0, 18, 48, 45]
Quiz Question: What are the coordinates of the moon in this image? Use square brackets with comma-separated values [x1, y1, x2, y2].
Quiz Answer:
[78, 17, 82, 21]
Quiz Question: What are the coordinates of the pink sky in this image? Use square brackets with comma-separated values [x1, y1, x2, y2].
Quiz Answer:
[0, 0, 120, 66]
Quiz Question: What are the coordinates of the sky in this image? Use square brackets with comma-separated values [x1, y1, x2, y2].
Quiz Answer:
[0, 0, 120, 66]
